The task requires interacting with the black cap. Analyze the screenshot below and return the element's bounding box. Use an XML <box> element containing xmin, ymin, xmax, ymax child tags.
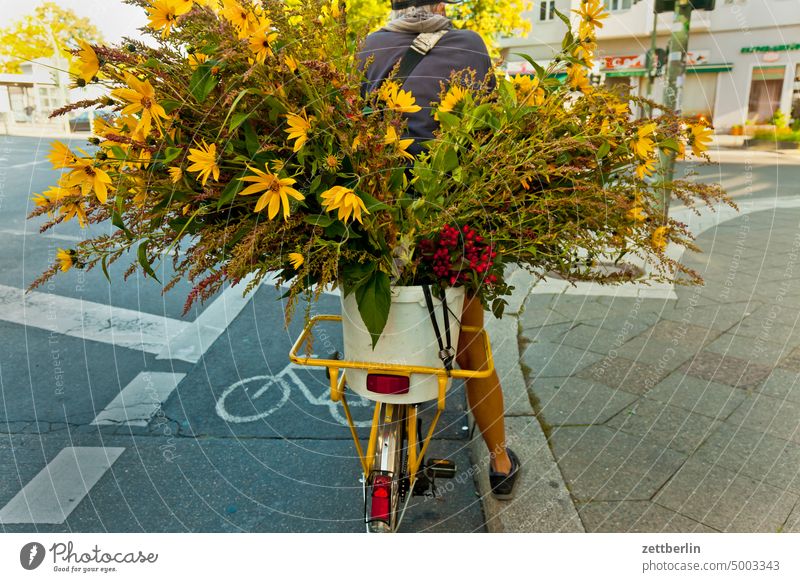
<box><xmin>390</xmin><ymin>0</ymin><xmax>463</xmax><ymax>9</ymax></box>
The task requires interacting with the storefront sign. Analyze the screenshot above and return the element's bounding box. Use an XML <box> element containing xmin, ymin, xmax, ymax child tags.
<box><xmin>602</xmin><ymin>54</ymin><xmax>645</xmax><ymax>70</ymax></box>
<box><xmin>741</xmin><ymin>43</ymin><xmax>800</xmax><ymax>54</ymax></box>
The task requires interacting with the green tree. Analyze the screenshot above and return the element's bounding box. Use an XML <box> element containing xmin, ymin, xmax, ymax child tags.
<box><xmin>347</xmin><ymin>0</ymin><xmax>531</xmax><ymax>53</ymax></box>
<box><xmin>0</xmin><ymin>2</ymin><xmax>103</xmax><ymax>74</ymax></box>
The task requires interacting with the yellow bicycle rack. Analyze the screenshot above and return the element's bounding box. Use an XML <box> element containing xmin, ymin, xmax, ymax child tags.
<box><xmin>289</xmin><ymin>314</ymin><xmax>495</xmax><ymax>491</ymax></box>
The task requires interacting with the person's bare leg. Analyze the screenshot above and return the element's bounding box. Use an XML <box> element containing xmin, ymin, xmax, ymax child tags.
<box><xmin>457</xmin><ymin>294</ymin><xmax>512</xmax><ymax>474</ymax></box>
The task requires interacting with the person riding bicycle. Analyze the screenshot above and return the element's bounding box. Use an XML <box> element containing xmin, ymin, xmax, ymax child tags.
<box><xmin>358</xmin><ymin>0</ymin><xmax>520</xmax><ymax>500</ymax></box>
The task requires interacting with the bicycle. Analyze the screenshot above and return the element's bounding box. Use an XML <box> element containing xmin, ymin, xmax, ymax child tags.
<box><xmin>289</xmin><ymin>313</ymin><xmax>494</xmax><ymax>533</ymax></box>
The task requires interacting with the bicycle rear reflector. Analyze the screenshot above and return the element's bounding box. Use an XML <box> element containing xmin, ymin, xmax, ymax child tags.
<box><xmin>371</xmin><ymin>474</ymin><xmax>392</xmax><ymax>522</ymax></box>
<box><xmin>366</xmin><ymin>374</ymin><xmax>410</xmax><ymax>395</ymax></box>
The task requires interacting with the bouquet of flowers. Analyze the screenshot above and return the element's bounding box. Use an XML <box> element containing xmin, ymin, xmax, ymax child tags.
<box><xmin>30</xmin><ymin>0</ymin><xmax>733</xmax><ymax>346</ymax></box>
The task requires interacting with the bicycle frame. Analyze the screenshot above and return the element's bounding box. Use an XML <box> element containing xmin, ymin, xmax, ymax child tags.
<box><xmin>288</xmin><ymin>314</ymin><xmax>495</xmax><ymax>492</ymax></box>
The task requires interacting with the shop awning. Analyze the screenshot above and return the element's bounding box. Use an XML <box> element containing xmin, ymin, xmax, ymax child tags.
<box><xmin>687</xmin><ymin>63</ymin><xmax>734</xmax><ymax>74</ymax></box>
<box><xmin>605</xmin><ymin>68</ymin><xmax>647</xmax><ymax>78</ymax></box>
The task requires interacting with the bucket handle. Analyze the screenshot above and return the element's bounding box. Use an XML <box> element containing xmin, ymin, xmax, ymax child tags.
<box><xmin>422</xmin><ymin>285</ymin><xmax>454</xmax><ymax>374</ymax></box>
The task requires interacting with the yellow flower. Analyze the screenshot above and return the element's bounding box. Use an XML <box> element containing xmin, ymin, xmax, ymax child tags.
<box><xmin>248</xmin><ymin>22</ymin><xmax>278</xmax><ymax>64</ymax></box>
<box><xmin>238</xmin><ymin>165</ymin><xmax>305</xmax><ymax>220</ymax></box>
<box><xmin>689</xmin><ymin>124</ymin><xmax>713</xmax><ymax>156</ymax></box>
<box><xmin>63</xmin><ymin>159</ymin><xmax>113</xmax><ymax>203</ymax></box>
<box><xmin>221</xmin><ymin>0</ymin><xmax>254</xmax><ymax>38</ymax></box>
<box><xmin>56</xmin><ymin>249</ymin><xmax>74</xmax><ymax>272</ymax></box>
<box><xmin>172</xmin><ymin>0</ymin><xmax>194</xmax><ymax>15</ymax></box>
<box><xmin>631</xmin><ymin>123</ymin><xmax>657</xmax><ymax>159</ymax></box>
<box><xmin>147</xmin><ymin>0</ymin><xmax>180</xmax><ymax>38</ymax></box>
<box><xmin>438</xmin><ymin>85</ymin><xmax>467</xmax><ymax>115</ymax></box>
<box><xmin>48</xmin><ymin>141</ymin><xmax>78</xmax><ymax>169</ymax></box>
<box><xmin>168</xmin><ymin>166</ymin><xmax>183</xmax><ymax>183</ymax></box>
<box><xmin>351</xmin><ymin>135</ymin><xmax>362</xmax><ymax>151</ymax></box>
<box><xmin>111</xmin><ymin>73</ymin><xmax>169</xmax><ymax>137</ymax></box>
<box><xmin>627</xmin><ymin>206</ymin><xmax>647</xmax><ymax>222</ymax></box>
<box><xmin>511</xmin><ymin>74</ymin><xmax>545</xmax><ymax>106</ymax></box>
<box><xmin>574</xmin><ymin>0</ymin><xmax>608</xmax><ymax>37</ymax></box>
<box><xmin>635</xmin><ymin>158</ymin><xmax>657</xmax><ymax>180</ymax></box>
<box><xmin>380</xmin><ymin>81</ymin><xmax>421</xmax><ymax>114</ymax></box>
<box><xmin>76</xmin><ymin>40</ymin><xmax>100</xmax><ymax>83</ymax></box>
<box><xmin>186</xmin><ymin>140</ymin><xmax>220</xmax><ymax>186</ymax></box>
<box><xmin>188</xmin><ymin>51</ymin><xmax>208</xmax><ymax>69</ymax></box>
<box><xmin>324</xmin><ymin>153</ymin><xmax>342</xmax><ymax>171</ymax></box>
<box><xmin>284</xmin><ymin>111</ymin><xmax>313</xmax><ymax>153</ymax></box>
<box><xmin>35</xmin><ymin>186</ymin><xmax>88</xmax><ymax>227</ymax></box>
<box><xmin>651</xmin><ymin>225</ymin><xmax>669</xmax><ymax>251</ymax></box>
<box><xmin>283</xmin><ymin>54</ymin><xmax>298</xmax><ymax>73</ymax></box>
<box><xmin>288</xmin><ymin>252</ymin><xmax>304</xmax><ymax>269</ymax></box>
<box><xmin>567</xmin><ymin>64</ymin><xmax>592</xmax><ymax>94</ymax></box>
<box><xmin>320</xmin><ymin>185</ymin><xmax>369</xmax><ymax>224</ymax></box>
<box><xmin>384</xmin><ymin>125</ymin><xmax>414</xmax><ymax>161</ymax></box>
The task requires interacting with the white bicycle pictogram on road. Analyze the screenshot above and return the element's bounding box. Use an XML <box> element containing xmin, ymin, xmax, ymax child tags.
<box><xmin>215</xmin><ymin>361</ymin><xmax>373</xmax><ymax>427</ymax></box>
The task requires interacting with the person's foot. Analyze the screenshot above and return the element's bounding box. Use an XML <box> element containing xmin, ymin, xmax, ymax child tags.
<box><xmin>489</xmin><ymin>448</ymin><xmax>520</xmax><ymax>500</ymax></box>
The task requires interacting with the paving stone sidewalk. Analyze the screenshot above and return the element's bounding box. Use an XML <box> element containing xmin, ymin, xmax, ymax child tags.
<box><xmin>519</xmin><ymin>207</ymin><xmax>800</xmax><ymax>533</ymax></box>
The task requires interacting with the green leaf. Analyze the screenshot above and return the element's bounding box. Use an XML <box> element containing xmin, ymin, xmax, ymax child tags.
<box><xmin>553</xmin><ymin>7</ymin><xmax>571</xmax><ymax>28</ymax></box>
<box><xmin>597</xmin><ymin>142</ymin><xmax>612</xmax><ymax>159</ymax></box>
<box><xmin>511</xmin><ymin>53</ymin><xmax>546</xmax><ymax>80</ymax></box>
<box><xmin>341</xmin><ymin>262</ymin><xmax>375</xmax><ymax>296</ymax></box>
<box><xmin>160</xmin><ymin>99</ymin><xmax>181</xmax><ymax>114</ymax></box>
<box><xmin>137</xmin><ymin>243</ymin><xmax>160</xmax><ymax>282</ymax></box>
<box><xmin>659</xmin><ymin>137</ymin><xmax>681</xmax><ymax>153</ymax></box>
<box><xmin>217</xmin><ymin>173</ymin><xmax>246</xmax><ymax>209</ymax></box>
<box><xmin>435</xmin><ymin>110</ymin><xmax>459</xmax><ymax>131</ymax></box>
<box><xmin>304</xmin><ymin>214</ymin><xmax>334</xmax><ymax>228</ymax></box>
<box><xmin>243</xmin><ymin>122</ymin><xmax>259</xmax><ymax>157</ymax></box>
<box><xmin>110</xmin><ymin>146</ymin><xmax>127</xmax><ymax>162</ymax></box>
<box><xmin>357</xmin><ymin>191</ymin><xmax>389</xmax><ymax>212</ymax></box>
<box><xmin>229</xmin><ymin>111</ymin><xmax>251</xmax><ymax>132</ymax></box>
<box><xmin>189</xmin><ymin>64</ymin><xmax>218</xmax><ymax>103</ymax></box>
<box><xmin>354</xmin><ymin>270</ymin><xmax>391</xmax><ymax>348</ymax></box>
<box><xmin>162</xmin><ymin>146</ymin><xmax>182</xmax><ymax>164</ymax></box>
<box><xmin>100</xmin><ymin>255</ymin><xmax>111</xmax><ymax>284</ymax></box>
<box><xmin>491</xmin><ymin>298</ymin><xmax>507</xmax><ymax>320</ymax></box>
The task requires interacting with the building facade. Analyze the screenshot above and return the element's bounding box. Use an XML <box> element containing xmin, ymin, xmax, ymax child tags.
<box><xmin>500</xmin><ymin>0</ymin><xmax>800</xmax><ymax>130</ymax></box>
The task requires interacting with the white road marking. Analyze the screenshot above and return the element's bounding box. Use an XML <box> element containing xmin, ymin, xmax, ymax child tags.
<box><xmin>155</xmin><ymin>275</ymin><xmax>256</xmax><ymax>363</ymax></box>
<box><xmin>0</xmin><ymin>447</ymin><xmax>125</xmax><ymax>524</ymax></box>
<box><xmin>91</xmin><ymin>372</ymin><xmax>186</xmax><ymax>426</ymax></box>
<box><xmin>3</xmin><ymin>159</ymin><xmax>47</xmax><ymax>170</ymax></box>
<box><xmin>0</xmin><ymin>229</ymin><xmax>85</xmax><ymax>242</ymax></box>
<box><xmin>0</xmin><ymin>284</ymin><xmax>190</xmax><ymax>354</ymax></box>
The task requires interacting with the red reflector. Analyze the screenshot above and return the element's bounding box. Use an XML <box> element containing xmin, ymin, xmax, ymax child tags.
<box><xmin>366</xmin><ymin>374</ymin><xmax>410</xmax><ymax>395</ymax></box>
<box><xmin>371</xmin><ymin>475</ymin><xmax>392</xmax><ymax>521</ymax></box>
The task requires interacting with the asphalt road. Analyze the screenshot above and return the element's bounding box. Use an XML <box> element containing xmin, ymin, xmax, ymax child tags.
<box><xmin>0</xmin><ymin>135</ymin><xmax>482</xmax><ymax>533</ymax></box>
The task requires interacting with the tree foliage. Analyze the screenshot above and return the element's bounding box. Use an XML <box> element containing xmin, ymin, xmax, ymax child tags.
<box><xmin>0</xmin><ymin>2</ymin><xmax>103</xmax><ymax>74</ymax></box>
<box><xmin>347</xmin><ymin>0</ymin><xmax>531</xmax><ymax>53</ymax></box>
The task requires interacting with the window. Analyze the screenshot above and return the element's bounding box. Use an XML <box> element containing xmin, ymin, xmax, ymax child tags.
<box><xmin>748</xmin><ymin>65</ymin><xmax>785</xmax><ymax>123</ymax></box>
<box><xmin>604</xmin><ymin>0</ymin><xmax>633</xmax><ymax>11</ymax></box>
<box><xmin>539</xmin><ymin>0</ymin><xmax>555</xmax><ymax>21</ymax></box>
<box><xmin>791</xmin><ymin>63</ymin><xmax>800</xmax><ymax>122</ymax></box>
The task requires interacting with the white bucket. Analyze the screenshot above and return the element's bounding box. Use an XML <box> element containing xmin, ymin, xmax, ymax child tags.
<box><xmin>341</xmin><ymin>285</ymin><xmax>466</xmax><ymax>404</ymax></box>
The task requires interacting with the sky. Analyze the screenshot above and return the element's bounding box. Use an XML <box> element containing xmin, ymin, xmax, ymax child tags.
<box><xmin>0</xmin><ymin>0</ymin><xmax>148</xmax><ymax>43</ymax></box>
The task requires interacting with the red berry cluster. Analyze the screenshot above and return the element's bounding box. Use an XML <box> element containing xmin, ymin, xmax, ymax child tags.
<box><xmin>419</xmin><ymin>224</ymin><xmax>499</xmax><ymax>288</ymax></box>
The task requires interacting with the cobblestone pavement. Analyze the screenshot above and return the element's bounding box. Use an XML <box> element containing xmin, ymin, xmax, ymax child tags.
<box><xmin>519</xmin><ymin>206</ymin><xmax>800</xmax><ymax>533</ymax></box>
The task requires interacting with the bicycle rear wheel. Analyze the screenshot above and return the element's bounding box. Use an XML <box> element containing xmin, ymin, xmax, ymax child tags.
<box><xmin>366</xmin><ymin>403</ymin><xmax>407</xmax><ymax>533</ymax></box>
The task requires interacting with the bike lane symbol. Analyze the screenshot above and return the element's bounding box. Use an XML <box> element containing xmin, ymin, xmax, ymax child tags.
<box><xmin>215</xmin><ymin>362</ymin><xmax>373</xmax><ymax>427</ymax></box>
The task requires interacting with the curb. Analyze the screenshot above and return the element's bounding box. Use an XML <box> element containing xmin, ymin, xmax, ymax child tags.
<box><xmin>468</xmin><ymin>269</ymin><xmax>584</xmax><ymax>532</ymax></box>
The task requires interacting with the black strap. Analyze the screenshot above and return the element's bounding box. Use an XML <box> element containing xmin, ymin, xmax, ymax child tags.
<box><xmin>396</xmin><ymin>45</ymin><xmax>427</xmax><ymax>84</ymax></box>
<box><xmin>422</xmin><ymin>284</ymin><xmax>454</xmax><ymax>373</ymax></box>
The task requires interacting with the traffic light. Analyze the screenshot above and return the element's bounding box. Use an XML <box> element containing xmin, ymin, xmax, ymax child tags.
<box><xmin>655</xmin><ymin>0</ymin><xmax>716</xmax><ymax>12</ymax></box>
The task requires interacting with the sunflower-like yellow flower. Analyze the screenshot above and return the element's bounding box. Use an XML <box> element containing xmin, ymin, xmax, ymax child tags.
<box><xmin>320</xmin><ymin>185</ymin><xmax>369</xmax><ymax>224</ymax></box>
<box><xmin>511</xmin><ymin>74</ymin><xmax>545</xmax><ymax>106</ymax></box>
<box><xmin>172</xmin><ymin>0</ymin><xmax>194</xmax><ymax>15</ymax></box>
<box><xmin>188</xmin><ymin>51</ymin><xmax>208</xmax><ymax>69</ymax></box>
<box><xmin>384</xmin><ymin>125</ymin><xmax>414</xmax><ymax>161</ymax></box>
<box><xmin>248</xmin><ymin>21</ymin><xmax>278</xmax><ymax>64</ymax></box>
<box><xmin>651</xmin><ymin>225</ymin><xmax>670</xmax><ymax>251</ymax></box>
<box><xmin>627</xmin><ymin>206</ymin><xmax>647</xmax><ymax>222</ymax></box>
<box><xmin>75</xmin><ymin>40</ymin><xmax>100</xmax><ymax>84</ymax></box>
<box><xmin>147</xmin><ymin>0</ymin><xmax>180</xmax><ymax>38</ymax></box>
<box><xmin>288</xmin><ymin>252</ymin><xmax>304</xmax><ymax>269</ymax></box>
<box><xmin>221</xmin><ymin>0</ymin><xmax>255</xmax><ymax>38</ymax></box>
<box><xmin>380</xmin><ymin>81</ymin><xmax>422</xmax><ymax>114</ymax></box>
<box><xmin>689</xmin><ymin>123</ymin><xmax>713</xmax><ymax>156</ymax></box>
<box><xmin>48</xmin><ymin>141</ymin><xmax>79</xmax><ymax>169</ymax></box>
<box><xmin>56</xmin><ymin>248</ymin><xmax>75</xmax><ymax>272</ymax></box>
<box><xmin>34</xmin><ymin>185</ymin><xmax>89</xmax><ymax>227</ymax></box>
<box><xmin>186</xmin><ymin>140</ymin><xmax>220</xmax><ymax>186</ymax></box>
<box><xmin>238</xmin><ymin>165</ymin><xmax>305</xmax><ymax>220</ymax></box>
<box><xmin>62</xmin><ymin>159</ymin><xmax>113</xmax><ymax>203</ymax></box>
<box><xmin>111</xmin><ymin>73</ymin><xmax>169</xmax><ymax>137</ymax></box>
<box><xmin>283</xmin><ymin>54</ymin><xmax>298</xmax><ymax>73</ymax></box>
<box><xmin>635</xmin><ymin>157</ymin><xmax>657</xmax><ymax>180</ymax></box>
<box><xmin>168</xmin><ymin>166</ymin><xmax>183</xmax><ymax>183</ymax></box>
<box><xmin>574</xmin><ymin>0</ymin><xmax>608</xmax><ymax>37</ymax></box>
<box><xmin>567</xmin><ymin>64</ymin><xmax>592</xmax><ymax>94</ymax></box>
<box><xmin>284</xmin><ymin>111</ymin><xmax>313</xmax><ymax>153</ymax></box>
<box><xmin>324</xmin><ymin>153</ymin><xmax>342</xmax><ymax>171</ymax></box>
<box><xmin>437</xmin><ymin>85</ymin><xmax>467</xmax><ymax>116</ymax></box>
<box><xmin>631</xmin><ymin>123</ymin><xmax>657</xmax><ymax>159</ymax></box>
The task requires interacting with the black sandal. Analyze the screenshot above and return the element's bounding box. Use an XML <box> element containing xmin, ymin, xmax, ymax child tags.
<box><xmin>489</xmin><ymin>448</ymin><xmax>520</xmax><ymax>500</ymax></box>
